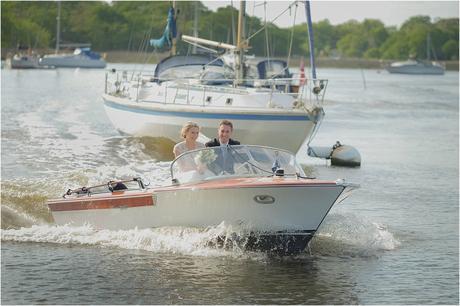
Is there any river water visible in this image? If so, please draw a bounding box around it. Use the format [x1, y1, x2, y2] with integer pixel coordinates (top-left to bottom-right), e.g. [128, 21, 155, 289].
[1, 65, 458, 304]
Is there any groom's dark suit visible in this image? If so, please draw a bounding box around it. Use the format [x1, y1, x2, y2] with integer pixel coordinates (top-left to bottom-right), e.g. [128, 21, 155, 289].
[204, 138, 240, 147]
[205, 138, 241, 174]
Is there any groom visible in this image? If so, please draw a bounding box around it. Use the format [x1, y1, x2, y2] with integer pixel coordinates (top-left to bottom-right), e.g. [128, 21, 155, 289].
[205, 120, 240, 174]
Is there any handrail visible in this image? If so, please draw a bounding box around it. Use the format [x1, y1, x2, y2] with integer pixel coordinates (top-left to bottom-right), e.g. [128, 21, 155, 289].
[105, 69, 328, 109]
[106, 72, 327, 87]
[105, 68, 326, 84]
[62, 177, 147, 198]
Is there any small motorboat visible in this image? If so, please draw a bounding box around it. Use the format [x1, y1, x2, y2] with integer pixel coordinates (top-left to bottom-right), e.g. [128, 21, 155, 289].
[48, 145, 357, 254]
[7, 54, 41, 69]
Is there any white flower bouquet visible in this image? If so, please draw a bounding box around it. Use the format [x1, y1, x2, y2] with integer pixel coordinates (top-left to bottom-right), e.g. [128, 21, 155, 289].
[194, 149, 217, 165]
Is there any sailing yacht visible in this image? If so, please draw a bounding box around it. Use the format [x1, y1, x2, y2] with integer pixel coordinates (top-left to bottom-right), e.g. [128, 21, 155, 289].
[387, 34, 445, 75]
[39, 1, 106, 69]
[40, 47, 106, 69]
[102, 1, 326, 153]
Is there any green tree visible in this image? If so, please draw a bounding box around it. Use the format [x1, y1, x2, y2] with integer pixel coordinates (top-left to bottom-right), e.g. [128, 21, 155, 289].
[1, 1, 458, 61]
[442, 39, 459, 60]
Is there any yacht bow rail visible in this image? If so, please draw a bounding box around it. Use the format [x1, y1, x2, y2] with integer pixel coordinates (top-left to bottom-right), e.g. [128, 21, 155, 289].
[105, 70, 328, 110]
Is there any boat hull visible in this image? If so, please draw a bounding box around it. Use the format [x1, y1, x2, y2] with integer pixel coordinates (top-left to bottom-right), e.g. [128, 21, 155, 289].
[102, 95, 322, 153]
[8, 56, 40, 69]
[48, 178, 348, 254]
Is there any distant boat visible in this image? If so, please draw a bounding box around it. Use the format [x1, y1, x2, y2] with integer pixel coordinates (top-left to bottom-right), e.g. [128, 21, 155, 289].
[386, 34, 445, 75]
[386, 59, 445, 75]
[39, 1, 106, 69]
[39, 47, 106, 68]
[7, 54, 41, 69]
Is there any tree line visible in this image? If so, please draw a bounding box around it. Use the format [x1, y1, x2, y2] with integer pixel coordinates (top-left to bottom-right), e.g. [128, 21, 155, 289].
[1, 1, 458, 61]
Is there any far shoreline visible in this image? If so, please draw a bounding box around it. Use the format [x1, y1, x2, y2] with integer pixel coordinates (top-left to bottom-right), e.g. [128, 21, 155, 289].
[1, 49, 458, 71]
[103, 50, 459, 71]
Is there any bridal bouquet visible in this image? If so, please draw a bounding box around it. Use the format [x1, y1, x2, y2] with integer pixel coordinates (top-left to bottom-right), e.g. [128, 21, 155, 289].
[194, 149, 217, 165]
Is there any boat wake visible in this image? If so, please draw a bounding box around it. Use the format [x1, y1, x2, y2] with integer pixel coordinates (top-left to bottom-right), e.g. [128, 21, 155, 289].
[0, 223, 255, 258]
[1, 213, 399, 258]
[1, 160, 172, 230]
[311, 213, 400, 257]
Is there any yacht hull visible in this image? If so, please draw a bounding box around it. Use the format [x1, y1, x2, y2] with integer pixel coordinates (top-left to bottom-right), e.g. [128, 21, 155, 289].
[102, 95, 322, 153]
[8, 56, 40, 69]
[48, 178, 350, 254]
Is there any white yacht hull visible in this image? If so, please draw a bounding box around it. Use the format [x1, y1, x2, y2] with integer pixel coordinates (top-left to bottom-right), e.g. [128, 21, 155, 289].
[102, 95, 322, 153]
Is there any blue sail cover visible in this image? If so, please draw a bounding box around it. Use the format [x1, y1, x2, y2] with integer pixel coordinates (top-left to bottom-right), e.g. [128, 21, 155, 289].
[150, 7, 177, 50]
[80, 48, 102, 60]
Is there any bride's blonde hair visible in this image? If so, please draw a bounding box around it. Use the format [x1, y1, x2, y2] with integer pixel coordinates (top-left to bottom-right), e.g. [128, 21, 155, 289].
[181, 121, 200, 138]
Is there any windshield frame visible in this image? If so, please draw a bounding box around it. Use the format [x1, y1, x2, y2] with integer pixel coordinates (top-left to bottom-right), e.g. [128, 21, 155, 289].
[169, 145, 303, 184]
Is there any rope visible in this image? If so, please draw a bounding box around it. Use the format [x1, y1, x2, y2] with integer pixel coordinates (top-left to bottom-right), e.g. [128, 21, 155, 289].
[286, 2, 298, 68]
[246, 1, 298, 43]
[264, 1, 270, 60]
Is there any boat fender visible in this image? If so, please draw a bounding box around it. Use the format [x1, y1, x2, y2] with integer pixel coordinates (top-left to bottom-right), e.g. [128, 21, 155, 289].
[331, 144, 361, 167]
[308, 141, 361, 167]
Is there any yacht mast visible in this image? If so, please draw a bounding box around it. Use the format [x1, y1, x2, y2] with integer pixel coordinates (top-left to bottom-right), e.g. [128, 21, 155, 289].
[171, 1, 177, 56]
[235, 0, 246, 85]
[426, 33, 431, 61]
[192, 1, 199, 53]
[304, 0, 316, 80]
[55, 1, 61, 54]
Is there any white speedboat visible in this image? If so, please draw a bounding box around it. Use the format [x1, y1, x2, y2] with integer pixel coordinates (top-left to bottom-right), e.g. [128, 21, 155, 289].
[48, 145, 357, 254]
[386, 59, 445, 75]
[102, 1, 327, 153]
[39, 47, 106, 68]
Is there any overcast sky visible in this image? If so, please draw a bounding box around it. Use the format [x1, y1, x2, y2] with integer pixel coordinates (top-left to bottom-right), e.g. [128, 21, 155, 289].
[203, 1, 459, 28]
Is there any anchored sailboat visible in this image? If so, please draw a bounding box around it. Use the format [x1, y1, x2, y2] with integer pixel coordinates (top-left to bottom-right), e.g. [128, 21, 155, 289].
[386, 33, 445, 75]
[103, 1, 327, 153]
[39, 1, 106, 69]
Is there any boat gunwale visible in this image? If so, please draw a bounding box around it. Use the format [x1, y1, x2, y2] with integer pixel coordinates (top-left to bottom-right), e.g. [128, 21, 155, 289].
[47, 176, 340, 206]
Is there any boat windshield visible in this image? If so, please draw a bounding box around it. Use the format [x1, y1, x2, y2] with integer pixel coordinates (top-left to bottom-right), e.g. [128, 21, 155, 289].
[170, 145, 304, 184]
